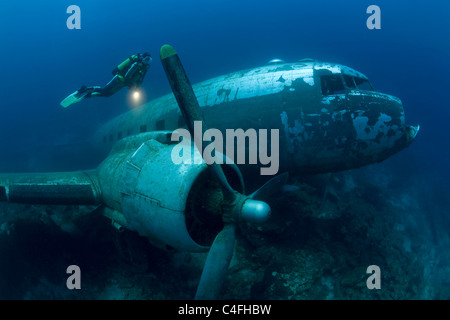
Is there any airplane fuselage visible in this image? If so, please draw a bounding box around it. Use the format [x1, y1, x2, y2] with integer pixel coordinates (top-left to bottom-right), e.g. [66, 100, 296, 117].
[94, 60, 418, 177]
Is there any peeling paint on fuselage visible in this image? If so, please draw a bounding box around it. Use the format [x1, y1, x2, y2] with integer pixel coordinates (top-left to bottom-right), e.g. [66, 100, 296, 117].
[353, 113, 392, 140]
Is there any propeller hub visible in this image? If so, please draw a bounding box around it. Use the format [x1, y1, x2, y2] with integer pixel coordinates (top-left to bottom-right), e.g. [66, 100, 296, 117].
[241, 199, 271, 224]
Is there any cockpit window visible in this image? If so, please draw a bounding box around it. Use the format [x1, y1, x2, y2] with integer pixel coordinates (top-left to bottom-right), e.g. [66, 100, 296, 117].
[320, 75, 346, 95]
[343, 75, 356, 89]
[354, 77, 373, 91]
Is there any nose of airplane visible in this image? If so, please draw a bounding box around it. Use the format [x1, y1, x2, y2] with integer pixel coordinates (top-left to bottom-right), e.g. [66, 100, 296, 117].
[346, 90, 419, 164]
[404, 124, 420, 146]
[388, 95, 420, 151]
[386, 97, 420, 160]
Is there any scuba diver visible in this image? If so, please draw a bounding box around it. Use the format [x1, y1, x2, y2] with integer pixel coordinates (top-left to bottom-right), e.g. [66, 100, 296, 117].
[61, 52, 152, 108]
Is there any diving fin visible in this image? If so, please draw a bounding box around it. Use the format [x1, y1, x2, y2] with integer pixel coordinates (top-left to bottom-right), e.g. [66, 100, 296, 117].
[60, 86, 99, 108]
[60, 89, 87, 108]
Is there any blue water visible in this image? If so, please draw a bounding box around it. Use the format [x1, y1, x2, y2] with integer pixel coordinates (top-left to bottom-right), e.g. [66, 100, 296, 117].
[0, 0, 449, 299]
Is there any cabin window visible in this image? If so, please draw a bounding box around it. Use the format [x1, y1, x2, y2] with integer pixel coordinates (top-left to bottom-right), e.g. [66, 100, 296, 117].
[117, 131, 123, 140]
[178, 115, 186, 128]
[354, 77, 373, 91]
[140, 125, 147, 133]
[344, 75, 356, 89]
[156, 119, 165, 131]
[0, 186, 7, 201]
[320, 74, 346, 95]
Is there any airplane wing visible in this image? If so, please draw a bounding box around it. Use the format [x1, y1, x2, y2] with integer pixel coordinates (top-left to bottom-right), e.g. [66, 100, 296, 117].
[0, 170, 102, 205]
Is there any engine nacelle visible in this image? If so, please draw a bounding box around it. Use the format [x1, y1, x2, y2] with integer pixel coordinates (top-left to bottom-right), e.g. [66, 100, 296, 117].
[97, 132, 244, 252]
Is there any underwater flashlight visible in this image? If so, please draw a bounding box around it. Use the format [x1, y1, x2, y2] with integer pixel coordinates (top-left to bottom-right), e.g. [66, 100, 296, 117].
[133, 90, 140, 100]
[127, 88, 146, 108]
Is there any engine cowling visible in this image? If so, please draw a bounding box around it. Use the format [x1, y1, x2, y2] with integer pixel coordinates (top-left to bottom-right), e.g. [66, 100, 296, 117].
[97, 132, 244, 252]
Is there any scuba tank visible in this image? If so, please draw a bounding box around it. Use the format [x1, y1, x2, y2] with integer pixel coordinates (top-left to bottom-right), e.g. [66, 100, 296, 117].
[112, 55, 139, 76]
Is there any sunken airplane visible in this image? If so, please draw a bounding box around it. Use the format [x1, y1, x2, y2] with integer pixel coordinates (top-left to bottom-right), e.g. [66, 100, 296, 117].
[0, 45, 419, 299]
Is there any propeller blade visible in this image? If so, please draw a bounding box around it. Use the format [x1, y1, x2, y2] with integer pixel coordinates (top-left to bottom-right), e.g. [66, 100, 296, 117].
[160, 44, 235, 200]
[160, 45, 275, 299]
[195, 224, 236, 300]
[249, 172, 289, 200]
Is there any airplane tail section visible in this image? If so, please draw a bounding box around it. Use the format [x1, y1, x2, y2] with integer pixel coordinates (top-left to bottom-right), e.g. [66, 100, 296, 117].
[0, 170, 102, 205]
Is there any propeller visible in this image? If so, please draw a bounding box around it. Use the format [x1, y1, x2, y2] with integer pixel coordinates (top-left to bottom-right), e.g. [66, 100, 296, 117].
[160, 45, 288, 299]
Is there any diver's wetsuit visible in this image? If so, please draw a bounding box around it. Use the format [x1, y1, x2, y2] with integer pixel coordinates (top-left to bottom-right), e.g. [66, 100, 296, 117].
[80, 53, 151, 98]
